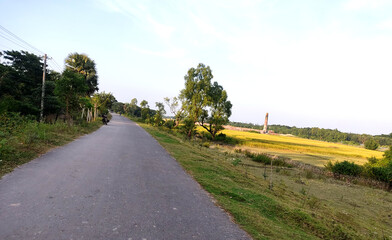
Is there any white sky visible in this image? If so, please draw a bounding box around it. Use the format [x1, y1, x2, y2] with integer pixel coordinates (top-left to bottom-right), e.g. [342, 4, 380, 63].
[0, 0, 391, 135]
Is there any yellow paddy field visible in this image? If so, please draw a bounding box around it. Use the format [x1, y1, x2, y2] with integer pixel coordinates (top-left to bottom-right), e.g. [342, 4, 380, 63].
[220, 129, 384, 167]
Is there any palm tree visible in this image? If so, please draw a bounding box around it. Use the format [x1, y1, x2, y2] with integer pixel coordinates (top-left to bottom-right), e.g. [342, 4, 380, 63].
[65, 53, 98, 96]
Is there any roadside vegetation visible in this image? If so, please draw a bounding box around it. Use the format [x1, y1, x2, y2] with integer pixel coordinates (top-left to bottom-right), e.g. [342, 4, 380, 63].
[0, 50, 115, 177]
[0, 113, 101, 177]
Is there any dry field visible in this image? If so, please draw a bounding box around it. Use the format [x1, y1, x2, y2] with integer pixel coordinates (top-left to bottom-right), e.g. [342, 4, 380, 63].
[220, 128, 384, 167]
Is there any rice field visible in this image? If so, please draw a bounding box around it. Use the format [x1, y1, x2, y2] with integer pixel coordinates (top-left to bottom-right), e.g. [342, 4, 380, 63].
[220, 129, 384, 167]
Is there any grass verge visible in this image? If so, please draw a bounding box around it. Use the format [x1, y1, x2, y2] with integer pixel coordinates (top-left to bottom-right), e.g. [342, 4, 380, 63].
[140, 123, 392, 240]
[0, 119, 102, 178]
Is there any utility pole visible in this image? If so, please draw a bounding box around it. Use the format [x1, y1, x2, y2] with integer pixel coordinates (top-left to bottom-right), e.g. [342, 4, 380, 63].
[40, 54, 47, 122]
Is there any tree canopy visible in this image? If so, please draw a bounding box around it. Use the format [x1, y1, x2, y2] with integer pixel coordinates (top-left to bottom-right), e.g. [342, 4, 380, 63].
[180, 63, 232, 138]
[65, 53, 98, 96]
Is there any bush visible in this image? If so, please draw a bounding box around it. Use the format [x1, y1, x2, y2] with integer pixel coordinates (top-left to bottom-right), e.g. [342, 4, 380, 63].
[364, 138, 379, 150]
[164, 120, 175, 129]
[330, 161, 362, 176]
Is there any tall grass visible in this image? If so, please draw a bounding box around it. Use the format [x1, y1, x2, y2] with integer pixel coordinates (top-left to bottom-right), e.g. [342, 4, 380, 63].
[0, 113, 101, 177]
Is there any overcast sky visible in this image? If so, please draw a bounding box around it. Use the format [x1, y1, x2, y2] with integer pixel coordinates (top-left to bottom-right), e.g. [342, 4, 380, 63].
[1, 0, 391, 135]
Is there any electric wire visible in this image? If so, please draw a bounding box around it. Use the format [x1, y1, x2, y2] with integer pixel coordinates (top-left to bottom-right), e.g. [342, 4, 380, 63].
[0, 32, 34, 53]
[0, 25, 64, 72]
[0, 24, 45, 55]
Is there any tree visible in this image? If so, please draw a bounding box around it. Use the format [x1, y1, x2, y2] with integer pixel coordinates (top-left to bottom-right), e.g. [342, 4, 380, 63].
[140, 100, 150, 121]
[92, 92, 116, 117]
[153, 102, 166, 126]
[65, 53, 98, 96]
[200, 82, 232, 139]
[0, 50, 60, 118]
[112, 102, 124, 114]
[384, 146, 392, 161]
[364, 138, 379, 150]
[180, 63, 213, 137]
[164, 97, 183, 127]
[180, 63, 232, 138]
[129, 98, 138, 116]
[54, 69, 88, 121]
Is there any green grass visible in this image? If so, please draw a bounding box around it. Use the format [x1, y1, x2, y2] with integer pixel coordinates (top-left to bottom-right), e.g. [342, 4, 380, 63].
[0, 120, 102, 177]
[140, 123, 392, 240]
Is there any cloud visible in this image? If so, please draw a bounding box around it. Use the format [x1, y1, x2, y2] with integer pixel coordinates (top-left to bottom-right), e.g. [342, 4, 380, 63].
[96, 0, 175, 40]
[124, 44, 186, 59]
[377, 19, 392, 30]
[343, 0, 389, 10]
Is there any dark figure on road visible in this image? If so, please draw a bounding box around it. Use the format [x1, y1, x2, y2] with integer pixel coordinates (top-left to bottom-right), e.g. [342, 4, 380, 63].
[102, 114, 109, 125]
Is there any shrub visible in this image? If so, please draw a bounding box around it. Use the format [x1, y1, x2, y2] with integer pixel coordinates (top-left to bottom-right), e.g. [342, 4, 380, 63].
[252, 153, 272, 164]
[202, 142, 210, 148]
[164, 120, 175, 129]
[364, 138, 379, 150]
[330, 161, 362, 176]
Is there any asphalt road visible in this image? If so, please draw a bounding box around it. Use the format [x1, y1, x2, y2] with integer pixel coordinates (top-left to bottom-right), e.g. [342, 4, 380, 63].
[0, 114, 250, 240]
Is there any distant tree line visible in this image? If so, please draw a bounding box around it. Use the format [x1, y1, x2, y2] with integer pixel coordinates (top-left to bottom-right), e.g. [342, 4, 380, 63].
[229, 122, 392, 149]
[0, 50, 115, 123]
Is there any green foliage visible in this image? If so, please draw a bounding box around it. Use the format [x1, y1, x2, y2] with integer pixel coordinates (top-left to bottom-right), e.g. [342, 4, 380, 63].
[65, 53, 98, 96]
[111, 102, 124, 114]
[54, 69, 88, 119]
[0, 112, 102, 177]
[362, 147, 392, 188]
[243, 150, 291, 167]
[364, 138, 379, 150]
[152, 102, 166, 126]
[329, 161, 363, 176]
[164, 97, 182, 127]
[92, 92, 116, 115]
[199, 82, 232, 139]
[383, 146, 392, 160]
[179, 63, 232, 138]
[164, 119, 175, 129]
[231, 158, 242, 166]
[140, 100, 150, 121]
[0, 50, 60, 118]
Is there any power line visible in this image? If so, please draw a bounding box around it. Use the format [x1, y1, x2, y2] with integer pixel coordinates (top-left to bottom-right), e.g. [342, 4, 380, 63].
[0, 24, 45, 55]
[0, 25, 64, 73]
[50, 58, 63, 71]
[0, 32, 34, 53]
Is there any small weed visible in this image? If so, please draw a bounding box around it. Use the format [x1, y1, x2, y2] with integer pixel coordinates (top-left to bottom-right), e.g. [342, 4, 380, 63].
[231, 158, 242, 166]
[307, 195, 321, 209]
[305, 170, 314, 179]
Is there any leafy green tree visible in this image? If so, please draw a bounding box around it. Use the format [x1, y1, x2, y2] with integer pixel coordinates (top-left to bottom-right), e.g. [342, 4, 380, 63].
[180, 63, 232, 138]
[112, 102, 124, 114]
[65, 53, 98, 96]
[54, 69, 88, 121]
[129, 98, 138, 116]
[164, 97, 183, 127]
[153, 102, 166, 126]
[364, 138, 379, 150]
[384, 146, 392, 161]
[180, 63, 213, 137]
[200, 82, 232, 139]
[92, 92, 116, 115]
[0, 50, 60, 117]
[140, 100, 150, 121]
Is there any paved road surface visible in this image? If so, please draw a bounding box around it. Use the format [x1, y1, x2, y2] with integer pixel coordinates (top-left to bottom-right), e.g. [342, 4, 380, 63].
[0, 114, 250, 240]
